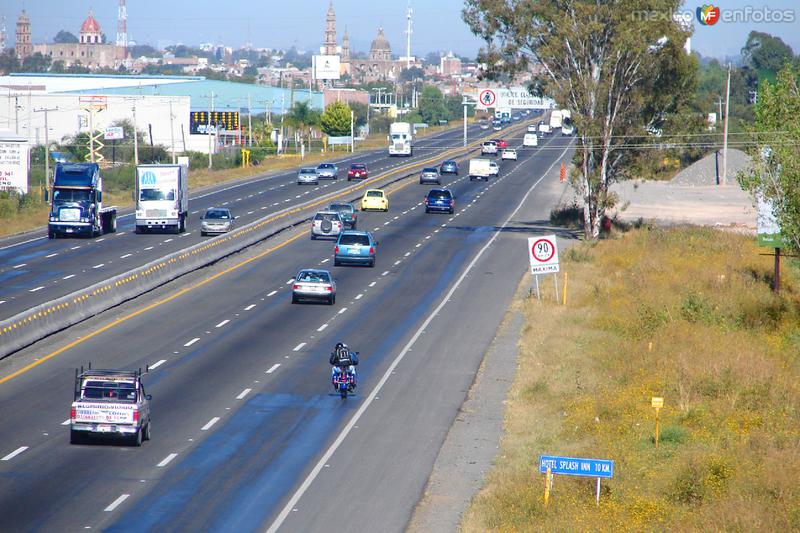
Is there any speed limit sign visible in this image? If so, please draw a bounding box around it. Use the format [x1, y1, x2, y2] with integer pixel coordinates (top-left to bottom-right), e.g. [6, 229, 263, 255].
[528, 235, 560, 274]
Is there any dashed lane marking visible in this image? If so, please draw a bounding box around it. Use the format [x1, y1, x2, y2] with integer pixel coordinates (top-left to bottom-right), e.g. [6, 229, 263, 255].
[266, 364, 281, 374]
[201, 417, 220, 431]
[184, 338, 200, 347]
[149, 359, 167, 370]
[104, 494, 130, 512]
[157, 453, 178, 467]
[1, 446, 28, 461]
[236, 388, 252, 400]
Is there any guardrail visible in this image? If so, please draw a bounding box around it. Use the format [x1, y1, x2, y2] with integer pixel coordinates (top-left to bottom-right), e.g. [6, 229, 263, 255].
[0, 120, 536, 360]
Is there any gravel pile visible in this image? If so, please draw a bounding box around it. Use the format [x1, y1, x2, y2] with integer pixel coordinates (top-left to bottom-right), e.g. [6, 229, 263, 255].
[670, 148, 752, 187]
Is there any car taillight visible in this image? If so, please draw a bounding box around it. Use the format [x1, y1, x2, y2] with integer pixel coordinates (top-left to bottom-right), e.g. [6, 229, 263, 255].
[449, 199, 454, 205]
[335, 245, 340, 253]
[70, 407, 76, 420]
[133, 409, 139, 422]
[293, 284, 300, 290]
[424, 198, 429, 205]
[369, 247, 374, 254]
[326, 286, 333, 292]
[352, 214, 357, 220]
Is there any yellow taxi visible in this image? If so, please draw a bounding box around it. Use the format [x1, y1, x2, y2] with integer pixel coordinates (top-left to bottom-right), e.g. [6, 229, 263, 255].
[360, 189, 389, 212]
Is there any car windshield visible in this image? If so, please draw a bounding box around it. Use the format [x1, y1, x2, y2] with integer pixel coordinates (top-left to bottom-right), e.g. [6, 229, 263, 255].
[205, 209, 230, 219]
[339, 234, 371, 246]
[314, 212, 340, 221]
[366, 191, 383, 198]
[140, 188, 175, 201]
[423, 168, 438, 173]
[330, 204, 353, 213]
[351, 165, 366, 170]
[429, 191, 452, 200]
[82, 380, 137, 402]
[318, 164, 334, 169]
[52, 189, 90, 203]
[300, 169, 316, 175]
[297, 271, 330, 283]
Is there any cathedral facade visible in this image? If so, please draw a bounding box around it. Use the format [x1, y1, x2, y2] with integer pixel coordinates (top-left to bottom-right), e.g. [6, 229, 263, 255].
[30, 11, 120, 69]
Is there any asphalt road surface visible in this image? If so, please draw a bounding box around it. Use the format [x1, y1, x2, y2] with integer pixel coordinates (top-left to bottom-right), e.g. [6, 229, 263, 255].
[0, 120, 502, 321]
[0, 125, 572, 532]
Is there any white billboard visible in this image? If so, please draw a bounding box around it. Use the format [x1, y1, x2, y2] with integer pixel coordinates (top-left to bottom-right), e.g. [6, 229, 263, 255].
[0, 137, 30, 194]
[313, 55, 341, 81]
[475, 87, 556, 110]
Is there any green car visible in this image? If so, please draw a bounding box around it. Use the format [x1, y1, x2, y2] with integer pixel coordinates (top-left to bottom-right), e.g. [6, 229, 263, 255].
[328, 202, 357, 229]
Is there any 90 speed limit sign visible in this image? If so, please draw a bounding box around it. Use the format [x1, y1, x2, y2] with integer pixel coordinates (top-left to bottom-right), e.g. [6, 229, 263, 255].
[528, 235, 560, 274]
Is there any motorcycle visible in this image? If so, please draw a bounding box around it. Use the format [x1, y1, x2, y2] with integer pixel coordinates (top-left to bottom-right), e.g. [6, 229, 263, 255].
[332, 365, 356, 399]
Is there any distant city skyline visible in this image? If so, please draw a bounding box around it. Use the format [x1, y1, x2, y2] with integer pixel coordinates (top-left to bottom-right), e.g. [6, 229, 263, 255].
[1, 0, 799, 61]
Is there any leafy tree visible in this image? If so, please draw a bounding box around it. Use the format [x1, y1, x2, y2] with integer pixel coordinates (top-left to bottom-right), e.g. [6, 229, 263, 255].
[445, 95, 474, 121]
[742, 31, 795, 76]
[285, 100, 320, 147]
[399, 66, 424, 82]
[349, 102, 368, 128]
[129, 44, 160, 58]
[424, 51, 442, 66]
[22, 52, 51, 73]
[0, 49, 19, 74]
[53, 30, 79, 44]
[738, 66, 800, 252]
[418, 86, 448, 124]
[464, 0, 696, 238]
[320, 101, 353, 137]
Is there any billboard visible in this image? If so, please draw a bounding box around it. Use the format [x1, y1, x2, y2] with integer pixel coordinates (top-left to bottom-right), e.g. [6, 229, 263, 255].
[313, 55, 341, 81]
[0, 138, 30, 194]
[189, 111, 240, 135]
[475, 87, 556, 110]
[104, 126, 125, 140]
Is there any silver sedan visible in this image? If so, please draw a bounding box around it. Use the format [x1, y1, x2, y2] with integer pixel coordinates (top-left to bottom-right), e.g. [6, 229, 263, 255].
[297, 167, 319, 185]
[292, 269, 336, 305]
[200, 207, 235, 236]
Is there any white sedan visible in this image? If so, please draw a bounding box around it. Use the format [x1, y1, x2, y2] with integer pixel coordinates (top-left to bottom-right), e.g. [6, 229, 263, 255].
[501, 149, 518, 161]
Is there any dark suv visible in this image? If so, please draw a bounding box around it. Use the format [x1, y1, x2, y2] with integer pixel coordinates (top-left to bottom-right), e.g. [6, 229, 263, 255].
[424, 188, 455, 214]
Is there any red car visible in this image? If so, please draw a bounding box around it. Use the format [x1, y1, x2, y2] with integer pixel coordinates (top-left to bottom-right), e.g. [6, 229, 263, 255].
[348, 164, 369, 181]
[494, 138, 508, 149]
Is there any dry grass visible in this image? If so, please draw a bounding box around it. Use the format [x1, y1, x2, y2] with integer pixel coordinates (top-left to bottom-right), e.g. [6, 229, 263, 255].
[462, 227, 800, 532]
[0, 123, 462, 239]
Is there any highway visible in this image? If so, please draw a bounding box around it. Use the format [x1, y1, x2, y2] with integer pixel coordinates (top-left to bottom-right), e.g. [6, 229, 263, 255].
[0, 120, 499, 322]
[0, 120, 573, 532]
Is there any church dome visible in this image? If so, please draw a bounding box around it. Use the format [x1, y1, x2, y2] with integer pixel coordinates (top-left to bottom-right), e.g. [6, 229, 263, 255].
[369, 27, 391, 61]
[80, 12, 102, 34]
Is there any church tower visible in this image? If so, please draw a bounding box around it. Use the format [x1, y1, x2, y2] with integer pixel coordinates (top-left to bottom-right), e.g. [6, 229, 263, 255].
[323, 1, 337, 56]
[15, 10, 32, 61]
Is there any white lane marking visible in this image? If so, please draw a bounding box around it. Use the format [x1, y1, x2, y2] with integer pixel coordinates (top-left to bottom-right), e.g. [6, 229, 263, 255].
[415, 243, 421, 248]
[104, 494, 130, 512]
[369, 281, 376, 287]
[383, 221, 390, 225]
[62, 274, 75, 280]
[286, 278, 295, 285]
[338, 307, 348, 314]
[373, 227, 380, 231]
[320, 258, 330, 263]
[149, 359, 167, 370]
[92, 263, 105, 269]
[261, 206, 268, 210]
[12, 263, 26, 269]
[144, 246, 154, 251]
[267, 290, 278, 297]
[355, 293, 363, 300]
[164, 239, 173, 243]
[266, 363, 281, 374]
[157, 453, 178, 467]
[245, 304, 256, 311]
[393, 216, 399, 220]
[236, 388, 252, 400]
[317, 324, 328, 332]
[96, 238, 105, 242]
[293, 342, 306, 351]
[394, 260, 402, 266]
[61, 419, 70, 426]
[117, 231, 126, 236]
[404, 252, 411, 257]
[247, 211, 254, 215]
[191, 210, 200, 214]
[382, 271, 389, 276]
[215, 319, 230, 328]
[120, 253, 133, 259]
[426, 235, 431, 239]
[201, 417, 220, 431]
[184, 338, 200, 347]
[46, 253, 58, 258]
[1, 446, 28, 461]
[71, 246, 80, 250]
[29, 286, 45, 292]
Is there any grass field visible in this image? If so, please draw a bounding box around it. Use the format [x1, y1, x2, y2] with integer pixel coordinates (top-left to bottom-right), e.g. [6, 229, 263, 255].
[462, 227, 800, 532]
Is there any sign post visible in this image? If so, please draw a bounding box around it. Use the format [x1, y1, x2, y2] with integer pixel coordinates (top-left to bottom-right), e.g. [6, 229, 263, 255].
[539, 455, 614, 506]
[652, 397, 664, 448]
[528, 235, 560, 301]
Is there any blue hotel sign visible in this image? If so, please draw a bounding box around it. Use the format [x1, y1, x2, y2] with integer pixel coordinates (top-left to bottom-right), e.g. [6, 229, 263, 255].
[539, 455, 614, 478]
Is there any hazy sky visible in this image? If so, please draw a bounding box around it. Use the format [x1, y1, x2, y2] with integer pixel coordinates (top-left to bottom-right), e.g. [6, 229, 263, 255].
[2, 0, 799, 60]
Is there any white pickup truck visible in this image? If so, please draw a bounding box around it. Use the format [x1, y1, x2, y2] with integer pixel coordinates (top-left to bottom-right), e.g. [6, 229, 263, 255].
[70, 367, 152, 446]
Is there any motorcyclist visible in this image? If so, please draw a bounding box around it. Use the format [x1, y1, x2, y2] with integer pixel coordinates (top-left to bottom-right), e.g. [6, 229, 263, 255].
[330, 342, 358, 391]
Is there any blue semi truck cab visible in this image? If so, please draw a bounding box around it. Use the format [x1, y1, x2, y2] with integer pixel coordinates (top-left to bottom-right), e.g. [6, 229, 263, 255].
[48, 163, 117, 239]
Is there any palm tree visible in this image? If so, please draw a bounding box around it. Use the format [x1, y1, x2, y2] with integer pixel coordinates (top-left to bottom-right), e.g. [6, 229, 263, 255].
[285, 100, 320, 153]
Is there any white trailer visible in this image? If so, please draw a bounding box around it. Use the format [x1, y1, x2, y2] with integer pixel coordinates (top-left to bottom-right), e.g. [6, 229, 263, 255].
[135, 164, 189, 234]
[469, 158, 492, 181]
[549, 110, 563, 130]
[388, 122, 413, 156]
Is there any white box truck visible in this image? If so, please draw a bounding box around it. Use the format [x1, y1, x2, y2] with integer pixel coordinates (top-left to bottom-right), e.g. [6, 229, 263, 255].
[549, 109, 564, 130]
[388, 122, 413, 156]
[135, 164, 189, 234]
[469, 158, 492, 181]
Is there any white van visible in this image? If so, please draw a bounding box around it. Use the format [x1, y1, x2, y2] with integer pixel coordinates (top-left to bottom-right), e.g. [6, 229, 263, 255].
[523, 133, 539, 147]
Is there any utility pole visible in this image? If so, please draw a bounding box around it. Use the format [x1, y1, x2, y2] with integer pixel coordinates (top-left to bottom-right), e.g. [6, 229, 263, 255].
[350, 109, 354, 153]
[132, 101, 139, 165]
[722, 63, 731, 186]
[279, 93, 285, 154]
[33, 106, 58, 187]
[207, 91, 215, 169]
[169, 100, 176, 164]
[14, 96, 20, 135]
[247, 94, 253, 147]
